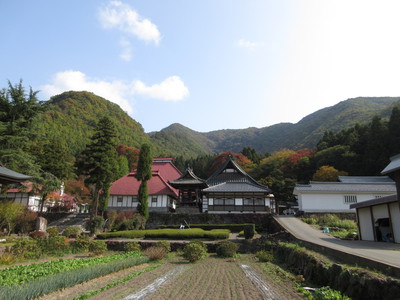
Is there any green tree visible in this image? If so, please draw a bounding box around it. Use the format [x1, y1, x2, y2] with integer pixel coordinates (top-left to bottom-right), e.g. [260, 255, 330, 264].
[136, 143, 152, 220]
[0, 80, 43, 150]
[388, 106, 400, 156]
[78, 116, 119, 216]
[312, 165, 348, 182]
[0, 201, 25, 235]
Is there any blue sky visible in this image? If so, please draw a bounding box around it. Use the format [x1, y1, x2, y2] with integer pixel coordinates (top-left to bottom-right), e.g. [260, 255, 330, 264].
[2, 1, 400, 133]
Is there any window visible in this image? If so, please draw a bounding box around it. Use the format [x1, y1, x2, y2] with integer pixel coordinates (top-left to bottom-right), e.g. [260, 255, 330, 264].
[132, 196, 138, 203]
[152, 196, 158, 203]
[344, 195, 357, 203]
[214, 199, 224, 205]
[254, 198, 264, 206]
[117, 197, 123, 203]
[374, 195, 383, 199]
[243, 198, 254, 205]
[225, 199, 234, 205]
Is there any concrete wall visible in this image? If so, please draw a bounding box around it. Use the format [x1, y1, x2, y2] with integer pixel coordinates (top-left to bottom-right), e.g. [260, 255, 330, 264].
[358, 207, 374, 241]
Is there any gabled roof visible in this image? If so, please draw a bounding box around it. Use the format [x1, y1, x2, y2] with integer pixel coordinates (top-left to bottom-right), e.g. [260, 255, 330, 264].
[0, 167, 31, 185]
[109, 158, 181, 198]
[205, 156, 270, 193]
[169, 167, 208, 188]
[381, 154, 400, 175]
[203, 182, 270, 193]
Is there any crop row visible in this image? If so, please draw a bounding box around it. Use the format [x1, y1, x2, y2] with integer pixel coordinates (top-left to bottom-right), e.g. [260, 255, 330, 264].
[97, 228, 230, 240]
[0, 254, 149, 300]
[0, 251, 142, 286]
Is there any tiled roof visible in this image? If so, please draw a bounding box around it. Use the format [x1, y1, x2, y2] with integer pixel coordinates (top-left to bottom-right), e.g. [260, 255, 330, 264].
[203, 182, 270, 193]
[338, 176, 394, 183]
[169, 168, 208, 188]
[294, 182, 396, 193]
[0, 167, 31, 184]
[205, 157, 270, 193]
[109, 159, 181, 197]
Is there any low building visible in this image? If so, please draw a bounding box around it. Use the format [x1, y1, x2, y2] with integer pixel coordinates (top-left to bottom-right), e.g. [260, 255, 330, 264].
[350, 154, 400, 244]
[293, 176, 396, 213]
[0, 181, 42, 212]
[201, 157, 275, 213]
[108, 158, 181, 212]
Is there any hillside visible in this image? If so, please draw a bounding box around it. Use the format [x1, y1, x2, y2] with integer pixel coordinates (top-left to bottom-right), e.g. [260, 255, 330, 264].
[151, 97, 400, 155]
[33, 91, 152, 156]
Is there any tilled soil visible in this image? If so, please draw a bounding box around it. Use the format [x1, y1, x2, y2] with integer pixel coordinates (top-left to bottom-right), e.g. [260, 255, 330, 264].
[38, 255, 304, 300]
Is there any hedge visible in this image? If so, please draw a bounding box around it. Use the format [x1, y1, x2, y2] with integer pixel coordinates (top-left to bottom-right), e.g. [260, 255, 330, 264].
[97, 228, 230, 240]
[156, 224, 251, 233]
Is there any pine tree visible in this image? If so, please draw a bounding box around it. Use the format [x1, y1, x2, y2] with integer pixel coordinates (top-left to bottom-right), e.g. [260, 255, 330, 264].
[78, 116, 119, 216]
[136, 143, 152, 219]
[388, 106, 400, 156]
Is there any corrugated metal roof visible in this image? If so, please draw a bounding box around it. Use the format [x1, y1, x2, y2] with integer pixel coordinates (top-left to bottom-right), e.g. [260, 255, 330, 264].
[294, 182, 396, 193]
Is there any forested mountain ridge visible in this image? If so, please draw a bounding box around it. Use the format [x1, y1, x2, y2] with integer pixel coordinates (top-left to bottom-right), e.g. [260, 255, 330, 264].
[152, 97, 400, 155]
[33, 91, 152, 156]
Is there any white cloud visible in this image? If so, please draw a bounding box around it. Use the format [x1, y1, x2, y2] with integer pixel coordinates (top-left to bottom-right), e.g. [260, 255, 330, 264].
[237, 39, 263, 50]
[41, 70, 133, 113]
[133, 76, 189, 101]
[41, 71, 189, 113]
[98, 1, 161, 45]
[119, 37, 133, 61]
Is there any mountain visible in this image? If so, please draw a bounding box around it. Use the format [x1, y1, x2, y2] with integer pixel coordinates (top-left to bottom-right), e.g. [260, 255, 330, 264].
[33, 91, 151, 156]
[151, 97, 400, 156]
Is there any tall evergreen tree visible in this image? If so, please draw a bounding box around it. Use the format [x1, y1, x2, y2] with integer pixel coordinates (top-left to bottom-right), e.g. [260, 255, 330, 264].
[388, 106, 400, 156]
[78, 116, 119, 216]
[136, 143, 152, 219]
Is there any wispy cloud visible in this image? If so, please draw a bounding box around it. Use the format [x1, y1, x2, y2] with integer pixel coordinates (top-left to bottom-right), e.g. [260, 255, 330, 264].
[133, 76, 189, 101]
[98, 1, 161, 45]
[119, 37, 133, 61]
[237, 39, 263, 50]
[41, 71, 189, 113]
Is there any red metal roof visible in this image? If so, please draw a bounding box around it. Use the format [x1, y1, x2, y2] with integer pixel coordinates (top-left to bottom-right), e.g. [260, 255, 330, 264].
[110, 159, 181, 197]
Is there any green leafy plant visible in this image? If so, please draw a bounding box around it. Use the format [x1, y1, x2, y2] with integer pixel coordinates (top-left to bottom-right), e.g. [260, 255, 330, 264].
[46, 227, 59, 237]
[73, 235, 91, 252]
[10, 238, 41, 259]
[255, 250, 274, 262]
[124, 241, 142, 252]
[243, 224, 255, 239]
[313, 286, 350, 300]
[88, 240, 107, 255]
[63, 225, 82, 238]
[216, 241, 239, 258]
[155, 240, 171, 253]
[87, 216, 105, 235]
[183, 241, 208, 262]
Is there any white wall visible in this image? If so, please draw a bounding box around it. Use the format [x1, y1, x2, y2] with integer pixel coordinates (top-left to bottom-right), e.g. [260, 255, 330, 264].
[358, 207, 374, 241]
[389, 202, 400, 243]
[298, 192, 392, 213]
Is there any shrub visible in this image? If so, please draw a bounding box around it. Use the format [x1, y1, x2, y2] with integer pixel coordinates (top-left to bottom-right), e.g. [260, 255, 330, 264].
[11, 238, 41, 259]
[0, 253, 16, 265]
[314, 286, 350, 300]
[41, 236, 71, 256]
[97, 230, 146, 240]
[16, 210, 38, 234]
[243, 224, 255, 239]
[73, 235, 91, 252]
[87, 216, 105, 235]
[63, 225, 82, 238]
[46, 227, 59, 237]
[124, 241, 142, 252]
[183, 241, 208, 262]
[89, 240, 107, 255]
[144, 246, 168, 260]
[155, 240, 171, 253]
[29, 230, 48, 239]
[216, 241, 239, 258]
[255, 250, 274, 262]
